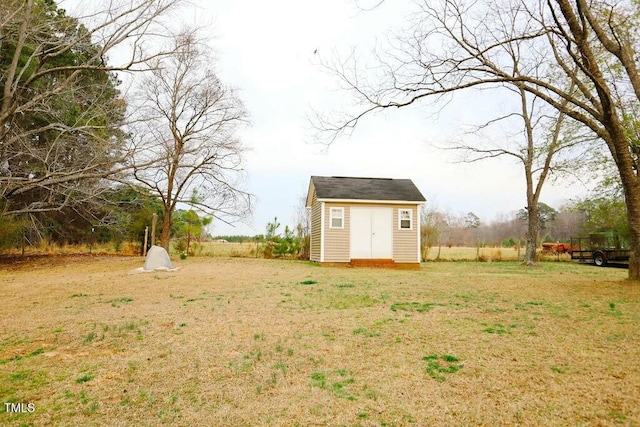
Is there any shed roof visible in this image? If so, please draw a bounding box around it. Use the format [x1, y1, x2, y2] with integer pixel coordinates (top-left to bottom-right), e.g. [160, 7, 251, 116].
[307, 176, 426, 206]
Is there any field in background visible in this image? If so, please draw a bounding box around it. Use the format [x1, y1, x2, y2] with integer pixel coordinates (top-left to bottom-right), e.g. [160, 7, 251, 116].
[424, 245, 572, 262]
[1, 257, 638, 425]
[0, 241, 258, 258]
[191, 241, 257, 258]
[2, 241, 572, 263]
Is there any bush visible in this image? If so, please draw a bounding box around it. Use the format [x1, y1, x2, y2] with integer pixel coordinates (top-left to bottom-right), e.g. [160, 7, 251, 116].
[502, 238, 516, 248]
[174, 239, 187, 253]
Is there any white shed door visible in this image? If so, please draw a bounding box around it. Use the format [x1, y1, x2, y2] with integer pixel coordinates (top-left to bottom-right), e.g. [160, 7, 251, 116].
[350, 207, 393, 259]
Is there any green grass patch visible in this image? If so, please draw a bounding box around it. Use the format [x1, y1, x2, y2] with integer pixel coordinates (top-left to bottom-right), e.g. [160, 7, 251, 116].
[83, 331, 98, 343]
[390, 302, 442, 313]
[334, 283, 355, 288]
[608, 302, 623, 317]
[423, 354, 463, 382]
[481, 323, 519, 334]
[321, 330, 335, 341]
[28, 347, 44, 357]
[310, 371, 326, 388]
[0, 347, 45, 364]
[10, 371, 30, 381]
[310, 369, 356, 400]
[76, 374, 94, 383]
[352, 327, 381, 337]
[70, 293, 89, 298]
[108, 297, 133, 307]
[274, 361, 287, 375]
[80, 320, 148, 345]
[299, 280, 318, 285]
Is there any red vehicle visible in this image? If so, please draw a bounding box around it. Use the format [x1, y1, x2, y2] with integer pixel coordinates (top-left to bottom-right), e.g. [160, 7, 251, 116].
[541, 242, 572, 254]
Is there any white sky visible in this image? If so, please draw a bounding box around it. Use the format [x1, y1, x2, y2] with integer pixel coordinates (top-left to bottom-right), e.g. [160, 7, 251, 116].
[63, 0, 593, 236]
[200, 0, 591, 236]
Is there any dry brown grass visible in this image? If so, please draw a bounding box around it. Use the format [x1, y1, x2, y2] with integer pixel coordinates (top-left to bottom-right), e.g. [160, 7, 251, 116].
[1, 256, 639, 426]
[425, 245, 573, 262]
[4, 242, 568, 263]
[2, 241, 260, 259]
[196, 241, 258, 258]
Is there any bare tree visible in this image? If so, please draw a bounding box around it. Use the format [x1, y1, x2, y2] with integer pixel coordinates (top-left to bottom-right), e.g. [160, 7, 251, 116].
[447, 81, 598, 264]
[1, 0, 181, 218]
[129, 31, 251, 250]
[420, 205, 452, 260]
[314, 0, 640, 279]
[549, 205, 586, 240]
[294, 194, 311, 260]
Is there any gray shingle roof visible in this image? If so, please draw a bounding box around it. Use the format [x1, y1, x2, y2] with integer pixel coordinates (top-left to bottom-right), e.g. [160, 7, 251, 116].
[310, 176, 426, 202]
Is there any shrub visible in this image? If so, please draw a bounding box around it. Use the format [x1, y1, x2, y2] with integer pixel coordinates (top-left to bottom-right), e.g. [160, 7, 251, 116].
[174, 239, 187, 253]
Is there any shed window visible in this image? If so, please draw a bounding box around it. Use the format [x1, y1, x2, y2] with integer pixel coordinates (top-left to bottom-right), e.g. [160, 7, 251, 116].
[330, 207, 344, 229]
[399, 209, 412, 230]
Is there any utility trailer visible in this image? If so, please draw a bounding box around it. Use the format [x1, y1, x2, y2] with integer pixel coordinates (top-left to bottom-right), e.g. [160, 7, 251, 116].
[570, 231, 631, 267]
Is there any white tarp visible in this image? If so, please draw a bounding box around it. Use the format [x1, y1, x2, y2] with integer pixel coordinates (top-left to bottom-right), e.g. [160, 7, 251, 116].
[129, 245, 179, 274]
[144, 245, 174, 270]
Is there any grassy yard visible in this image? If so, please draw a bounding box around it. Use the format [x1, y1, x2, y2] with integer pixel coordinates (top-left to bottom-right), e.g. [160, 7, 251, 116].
[0, 256, 638, 426]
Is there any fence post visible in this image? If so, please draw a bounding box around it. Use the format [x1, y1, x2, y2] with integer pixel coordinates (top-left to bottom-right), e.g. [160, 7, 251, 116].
[143, 226, 149, 257]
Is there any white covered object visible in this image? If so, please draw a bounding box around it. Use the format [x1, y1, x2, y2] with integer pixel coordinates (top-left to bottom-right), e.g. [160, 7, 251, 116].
[144, 245, 175, 270]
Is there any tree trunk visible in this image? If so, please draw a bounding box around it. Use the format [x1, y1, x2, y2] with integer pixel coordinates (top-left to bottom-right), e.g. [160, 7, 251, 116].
[523, 204, 539, 266]
[160, 210, 172, 251]
[625, 181, 640, 280]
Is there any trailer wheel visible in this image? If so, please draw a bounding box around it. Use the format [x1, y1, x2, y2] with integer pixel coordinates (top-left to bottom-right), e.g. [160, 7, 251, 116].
[593, 251, 607, 267]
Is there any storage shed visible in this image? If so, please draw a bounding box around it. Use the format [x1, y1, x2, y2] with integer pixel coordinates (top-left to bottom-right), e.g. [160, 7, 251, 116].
[305, 176, 426, 269]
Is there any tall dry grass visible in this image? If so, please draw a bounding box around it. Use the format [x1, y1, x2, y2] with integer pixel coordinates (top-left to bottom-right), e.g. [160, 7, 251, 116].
[424, 246, 572, 262]
[0, 240, 140, 257]
[2, 241, 572, 263]
[193, 241, 258, 258]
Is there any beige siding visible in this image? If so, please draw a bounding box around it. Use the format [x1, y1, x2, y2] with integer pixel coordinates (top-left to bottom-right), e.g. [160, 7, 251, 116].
[393, 204, 420, 262]
[310, 193, 321, 261]
[323, 203, 350, 262]
[323, 202, 421, 262]
[310, 198, 421, 263]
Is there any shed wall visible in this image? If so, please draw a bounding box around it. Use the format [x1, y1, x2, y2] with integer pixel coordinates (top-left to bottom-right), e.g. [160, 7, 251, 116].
[323, 203, 351, 262]
[321, 202, 421, 263]
[393, 204, 420, 263]
[310, 193, 322, 262]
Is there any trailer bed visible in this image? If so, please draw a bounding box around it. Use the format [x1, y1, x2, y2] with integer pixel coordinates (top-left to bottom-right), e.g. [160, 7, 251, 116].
[570, 235, 630, 266]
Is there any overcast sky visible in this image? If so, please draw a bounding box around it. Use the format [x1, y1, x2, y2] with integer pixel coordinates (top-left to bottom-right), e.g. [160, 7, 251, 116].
[199, 0, 593, 236]
[65, 0, 593, 236]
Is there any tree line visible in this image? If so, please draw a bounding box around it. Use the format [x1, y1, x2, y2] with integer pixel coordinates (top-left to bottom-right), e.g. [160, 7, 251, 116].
[421, 195, 627, 254]
[1, 0, 249, 254]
